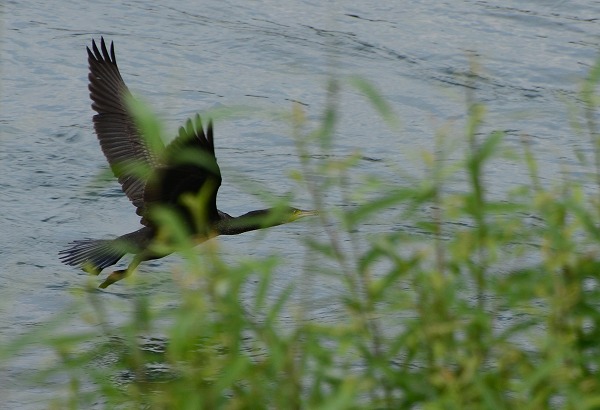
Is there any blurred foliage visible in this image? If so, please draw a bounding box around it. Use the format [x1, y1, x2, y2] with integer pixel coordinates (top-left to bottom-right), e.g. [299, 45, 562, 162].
[5, 55, 600, 409]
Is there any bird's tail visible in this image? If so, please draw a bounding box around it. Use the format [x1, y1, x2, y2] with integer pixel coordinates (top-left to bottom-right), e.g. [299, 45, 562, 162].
[59, 238, 128, 273]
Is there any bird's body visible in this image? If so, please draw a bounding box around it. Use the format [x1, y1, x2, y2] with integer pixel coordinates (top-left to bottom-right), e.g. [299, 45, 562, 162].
[59, 38, 314, 288]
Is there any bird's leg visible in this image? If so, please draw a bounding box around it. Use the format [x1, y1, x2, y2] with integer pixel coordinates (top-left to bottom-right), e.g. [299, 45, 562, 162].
[99, 256, 142, 289]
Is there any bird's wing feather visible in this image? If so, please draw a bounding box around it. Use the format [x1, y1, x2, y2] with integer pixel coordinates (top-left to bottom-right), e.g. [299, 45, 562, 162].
[87, 38, 163, 217]
[145, 115, 222, 224]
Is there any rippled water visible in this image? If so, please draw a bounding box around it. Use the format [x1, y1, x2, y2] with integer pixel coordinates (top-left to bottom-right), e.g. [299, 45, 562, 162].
[1, 0, 599, 407]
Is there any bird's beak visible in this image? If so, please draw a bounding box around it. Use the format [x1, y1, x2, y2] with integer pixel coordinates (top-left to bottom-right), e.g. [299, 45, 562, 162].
[292, 209, 318, 221]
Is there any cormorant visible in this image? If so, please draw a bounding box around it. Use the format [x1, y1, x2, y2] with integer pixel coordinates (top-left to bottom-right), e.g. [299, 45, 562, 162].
[59, 38, 315, 288]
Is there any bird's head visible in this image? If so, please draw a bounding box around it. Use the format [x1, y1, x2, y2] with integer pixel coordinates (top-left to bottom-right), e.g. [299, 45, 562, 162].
[244, 207, 317, 225]
[288, 208, 318, 222]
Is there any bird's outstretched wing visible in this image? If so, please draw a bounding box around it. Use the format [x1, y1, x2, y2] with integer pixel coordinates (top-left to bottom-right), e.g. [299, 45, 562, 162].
[145, 115, 222, 224]
[87, 37, 163, 219]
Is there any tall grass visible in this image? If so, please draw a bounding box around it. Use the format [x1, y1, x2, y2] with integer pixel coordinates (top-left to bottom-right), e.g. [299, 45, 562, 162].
[5, 55, 600, 409]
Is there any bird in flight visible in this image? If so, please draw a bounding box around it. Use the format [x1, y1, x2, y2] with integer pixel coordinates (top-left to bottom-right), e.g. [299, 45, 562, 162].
[59, 38, 315, 288]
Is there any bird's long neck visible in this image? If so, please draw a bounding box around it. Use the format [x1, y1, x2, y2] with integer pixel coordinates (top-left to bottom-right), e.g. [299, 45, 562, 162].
[216, 209, 286, 236]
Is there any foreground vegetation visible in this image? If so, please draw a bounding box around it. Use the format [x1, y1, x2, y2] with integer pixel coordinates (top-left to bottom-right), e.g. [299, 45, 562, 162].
[5, 56, 600, 409]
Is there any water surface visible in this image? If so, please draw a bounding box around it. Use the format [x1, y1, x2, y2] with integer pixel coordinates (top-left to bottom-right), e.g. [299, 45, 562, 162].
[1, 0, 599, 407]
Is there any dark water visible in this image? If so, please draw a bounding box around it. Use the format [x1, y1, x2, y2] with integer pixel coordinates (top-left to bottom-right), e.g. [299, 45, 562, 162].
[1, 0, 599, 407]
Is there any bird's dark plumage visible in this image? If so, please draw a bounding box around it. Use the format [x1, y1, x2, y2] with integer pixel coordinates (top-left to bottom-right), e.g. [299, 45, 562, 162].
[59, 38, 314, 288]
